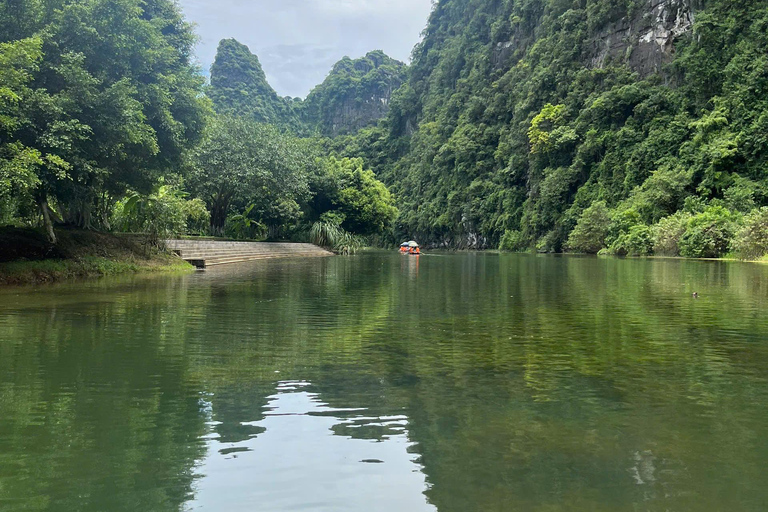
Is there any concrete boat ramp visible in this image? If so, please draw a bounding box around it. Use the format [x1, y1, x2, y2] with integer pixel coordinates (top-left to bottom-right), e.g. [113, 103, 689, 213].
[166, 239, 333, 269]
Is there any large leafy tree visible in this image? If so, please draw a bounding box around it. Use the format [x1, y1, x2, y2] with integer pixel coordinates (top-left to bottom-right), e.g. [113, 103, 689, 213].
[0, 38, 43, 221]
[0, 0, 210, 240]
[310, 157, 398, 236]
[188, 116, 312, 235]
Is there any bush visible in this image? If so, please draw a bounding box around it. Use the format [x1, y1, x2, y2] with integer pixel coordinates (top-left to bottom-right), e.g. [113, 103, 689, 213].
[113, 185, 202, 243]
[723, 176, 760, 214]
[309, 220, 343, 248]
[184, 198, 211, 235]
[536, 231, 558, 253]
[732, 207, 768, 260]
[309, 219, 365, 254]
[499, 229, 526, 252]
[652, 211, 691, 256]
[225, 204, 267, 240]
[678, 206, 738, 258]
[566, 201, 611, 253]
[609, 224, 653, 256]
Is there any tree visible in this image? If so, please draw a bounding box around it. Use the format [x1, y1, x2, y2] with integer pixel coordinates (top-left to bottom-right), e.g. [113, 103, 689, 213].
[678, 205, 738, 258]
[732, 207, 768, 260]
[0, 0, 210, 239]
[311, 157, 398, 237]
[566, 201, 611, 254]
[0, 38, 43, 224]
[113, 184, 209, 243]
[188, 117, 312, 235]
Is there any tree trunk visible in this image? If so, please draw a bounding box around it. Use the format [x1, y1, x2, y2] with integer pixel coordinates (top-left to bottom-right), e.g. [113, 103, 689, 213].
[210, 204, 227, 236]
[209, 192, 231, 237]
[38, 194, 57, 244]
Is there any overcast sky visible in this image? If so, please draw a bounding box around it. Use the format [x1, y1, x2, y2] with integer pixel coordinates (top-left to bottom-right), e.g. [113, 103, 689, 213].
[178, 0, 434, 98]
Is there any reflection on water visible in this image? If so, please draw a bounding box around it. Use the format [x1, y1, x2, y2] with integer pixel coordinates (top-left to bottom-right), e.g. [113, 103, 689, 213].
[189, 381, 432, 512]
[1, 253, 768, 511]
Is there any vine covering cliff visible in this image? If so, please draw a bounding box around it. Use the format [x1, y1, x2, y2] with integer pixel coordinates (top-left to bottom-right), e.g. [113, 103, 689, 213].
[337, 0, 768, 253]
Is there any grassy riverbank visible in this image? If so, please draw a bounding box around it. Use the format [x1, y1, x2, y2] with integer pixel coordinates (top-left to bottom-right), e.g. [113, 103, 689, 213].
[0, 227, 193, 286]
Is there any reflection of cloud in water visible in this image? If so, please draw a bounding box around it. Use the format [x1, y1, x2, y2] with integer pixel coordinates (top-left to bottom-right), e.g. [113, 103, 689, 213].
[187, 381, 435, 512]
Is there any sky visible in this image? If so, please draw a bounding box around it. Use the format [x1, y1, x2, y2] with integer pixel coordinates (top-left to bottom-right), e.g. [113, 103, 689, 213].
[178, 0, 434, 98]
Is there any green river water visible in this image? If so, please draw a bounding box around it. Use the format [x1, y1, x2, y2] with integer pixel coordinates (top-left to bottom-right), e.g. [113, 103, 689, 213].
[1, 252, 767, 511]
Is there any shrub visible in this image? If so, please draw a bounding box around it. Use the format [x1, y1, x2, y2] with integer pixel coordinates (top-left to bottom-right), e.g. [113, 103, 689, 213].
[732, 207, 768, 260]
[566, 201, 611, 253]
[678, 206, 738, 258]
[184, 198, 210, 235]
[309, 220, 343, 248]
[309, 220, 365, 254]
[609, 224, 653, 256]
[536, 231, 558, 253]
[499, 229, 526, 252]
[652, 211, 692, 256]
[113, 185, 201, 243]
[225, 204, 267, 240]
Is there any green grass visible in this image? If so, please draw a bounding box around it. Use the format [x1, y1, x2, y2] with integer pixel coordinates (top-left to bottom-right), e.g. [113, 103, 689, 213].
[0, 256, 193, 286]
[0, 228, 195, 286]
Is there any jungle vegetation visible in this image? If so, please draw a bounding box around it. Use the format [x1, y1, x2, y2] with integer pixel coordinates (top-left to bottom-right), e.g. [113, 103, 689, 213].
[3, 0, 768, 260]
[328, 0, 768, 259]
[0, 0, 398, 250]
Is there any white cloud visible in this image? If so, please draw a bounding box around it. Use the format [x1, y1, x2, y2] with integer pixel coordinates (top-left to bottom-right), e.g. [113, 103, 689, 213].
[180, 0, 433, 98]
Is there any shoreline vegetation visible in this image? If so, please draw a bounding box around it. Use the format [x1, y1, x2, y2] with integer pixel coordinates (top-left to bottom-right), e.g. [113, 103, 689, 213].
[3, 0, 768, 268]
[2, 226, 765, 288]
[0, 228, 193, 286]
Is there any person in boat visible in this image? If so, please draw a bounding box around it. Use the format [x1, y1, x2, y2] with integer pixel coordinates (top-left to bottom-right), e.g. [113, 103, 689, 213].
[400, 242, 409, 253]
[410, 246, 420, 255]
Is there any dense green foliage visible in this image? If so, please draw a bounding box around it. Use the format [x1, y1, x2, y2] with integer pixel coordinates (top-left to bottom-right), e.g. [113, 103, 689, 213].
[308, 157, 398, 236]
[302, 51, 407, 136]
[5, 0, 768, 260]
[187, 116, 313, 237]
[325, 0, 768, 259]
[733, 207, 768, 260]
[0, 0, 210, 241]
[114, 185, 209, 241]
[566, 201, 611, 254]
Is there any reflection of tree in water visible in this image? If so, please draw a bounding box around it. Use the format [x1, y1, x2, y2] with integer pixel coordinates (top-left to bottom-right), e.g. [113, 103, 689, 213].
[185, 254, 768, 511]
[0, 278, 209, 512]
[3, 254, 768, 511]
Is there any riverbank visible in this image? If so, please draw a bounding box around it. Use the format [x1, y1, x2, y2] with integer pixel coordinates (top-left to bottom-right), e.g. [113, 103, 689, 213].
[0, 227, 193, 286]
[491, 249, 768, 264]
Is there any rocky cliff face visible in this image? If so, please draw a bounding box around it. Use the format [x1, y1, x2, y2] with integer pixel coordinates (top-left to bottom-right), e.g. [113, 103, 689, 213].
[209, 39, 302, 130]
[302, 51, 407, 136]
[591, 0, 695, 76]
[491, 0, 696, 76]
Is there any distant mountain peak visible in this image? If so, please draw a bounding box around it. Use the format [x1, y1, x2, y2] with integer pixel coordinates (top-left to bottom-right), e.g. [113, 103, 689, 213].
[208, 38, 406, 136]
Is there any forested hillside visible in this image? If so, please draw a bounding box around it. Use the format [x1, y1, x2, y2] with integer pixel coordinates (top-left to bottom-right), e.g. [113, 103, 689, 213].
[336, 0, 768, 256]
[209, 39, 304, 131]
[302, 50, 406, 136]
[3, 0, 768, 260]
[209, 41, 406, 136]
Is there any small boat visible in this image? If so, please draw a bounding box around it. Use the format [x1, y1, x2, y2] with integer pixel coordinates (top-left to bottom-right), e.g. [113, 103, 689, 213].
[400, 241, 421, 255]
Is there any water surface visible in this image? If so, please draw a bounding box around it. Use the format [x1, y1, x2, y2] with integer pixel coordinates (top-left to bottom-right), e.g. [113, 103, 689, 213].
[1, 252, 767, 511]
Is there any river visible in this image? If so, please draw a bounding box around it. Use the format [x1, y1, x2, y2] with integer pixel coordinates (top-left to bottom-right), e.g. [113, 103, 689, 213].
[1, 252, 767, 511]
